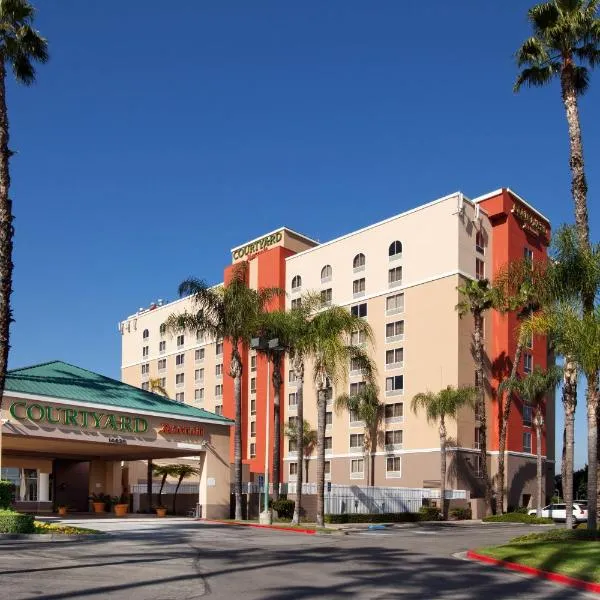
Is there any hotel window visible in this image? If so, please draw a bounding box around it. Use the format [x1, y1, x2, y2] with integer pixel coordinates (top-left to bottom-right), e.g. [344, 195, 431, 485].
[349, 433, 364, 449]
[250, 443, 256, 458]
[289, 370, 297, 383]
[385, 430, 403, 449]
[321, 288, 332, 306]
[141, 363, 150, 375]
[215, 404, 223, 416]
[141, 382, 149, 391]
[142, 346, 149, 358]
[321, 264, 333, 283]
[143, 328, 149, 340]
[288, 392, 297, 407]
[289, 438, 298, 452]
[216, 341, 224, 356]
[291, 275, 302, 292]
[176, 373, 185, 386]
[325, 436, 332, 451]
[159, 340, 166, 353]
[385, 402, 404, 420]
[389, 240, 402, 260]
[177, 334, 185, 348]
[195, 348, 205, 362]
[523, 352, 533, 374]
[386, 375, 404, 395]
[326, 411, 333, 427]
[350, 357, 363, 373]
[324, 385, 333, 401]
[215, 384, 223, 397]
[388, 266, 402, 288]
[291, 298, 302, 309]
[175, 353, 185, 367]
[474, 427, 481, 450]
[159, 377, 166, 389]
[176, 392, 185, 403]
[250, 377, 256, 393]
[195, 388, 204, 401]
[250, 355, 257, 372]
[159, 323, 166, 337]
[524, 331, 533, 350]
[324, 460, 331, 477]
[289, 462, 298, 477]
[352, 278, 366, 297]
[250, 397, 256, 415]
[351, 330, 366, 345]
[158, 358, 166, 371]
[476, 258, 485, 280]
[386, 293, 404, 314]
[350, 459, 364, 478]
[349, 409, 361, 424]
[288, 416, 299, 428]
[523, 404, 533, 427]
[353, 253, 366, 271]
[216, 363, 223, 377]
[523, 431, 532, 454]
[386, 348, 404, 367]
[350, 381, 366, 396]
[196, 330, 204, 343]
[386, 456, 401, 476]
[524, 247, 534, 263]
[250, 421, 256, 437]
[195, 368, 204, 383]
[351, 303, 367, 318]
[476, 230, 485, 254]
[386, 320, 404, 341]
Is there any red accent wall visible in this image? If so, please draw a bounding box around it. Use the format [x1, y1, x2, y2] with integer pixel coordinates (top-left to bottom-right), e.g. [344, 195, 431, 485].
[479, 190, 550, 456]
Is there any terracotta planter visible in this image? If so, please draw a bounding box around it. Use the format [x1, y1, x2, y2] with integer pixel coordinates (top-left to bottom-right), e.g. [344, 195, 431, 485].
[114, 503, 128, 517]
[58, 507, 67, 517]
[92, 502, 105, 514]
[155, 507, 167, 518]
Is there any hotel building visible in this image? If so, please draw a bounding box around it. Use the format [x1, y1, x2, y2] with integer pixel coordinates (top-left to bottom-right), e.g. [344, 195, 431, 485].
[120, 188, 553, 509]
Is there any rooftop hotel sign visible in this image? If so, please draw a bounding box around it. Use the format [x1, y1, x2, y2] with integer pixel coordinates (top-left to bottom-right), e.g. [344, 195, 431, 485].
[9, 401, 149, 434]
[232, 231, 283, 261]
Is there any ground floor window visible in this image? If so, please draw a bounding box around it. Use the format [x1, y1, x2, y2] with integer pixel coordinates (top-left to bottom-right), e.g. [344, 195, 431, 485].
[350, 459, 364, 479]
[0, 468, 41, 501]
[386, 456, 401, 478]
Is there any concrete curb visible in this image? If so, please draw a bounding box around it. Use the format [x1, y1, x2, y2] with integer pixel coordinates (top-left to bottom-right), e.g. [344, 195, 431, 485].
[200, 519, 316, 535]
[0, 533, 107, 541]
[466, 550, 600, 594]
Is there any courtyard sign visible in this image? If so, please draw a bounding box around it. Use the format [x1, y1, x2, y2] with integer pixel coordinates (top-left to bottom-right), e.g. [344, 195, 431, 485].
[9, 401, 149, 434]
[232, 231, 283, 260]
[512, 204, 548, 237]
[159, 422, 204, 436]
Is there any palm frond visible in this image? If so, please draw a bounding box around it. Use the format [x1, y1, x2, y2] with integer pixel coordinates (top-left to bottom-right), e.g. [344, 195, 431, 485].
[572, 64, 591, 93]
[514, 65, 559, 92]
[516, 36, 550, 66]
[529, 2, 561, 35]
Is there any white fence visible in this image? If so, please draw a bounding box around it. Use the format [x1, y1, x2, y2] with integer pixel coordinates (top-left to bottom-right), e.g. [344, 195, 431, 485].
[130, 484, 198, 494]
[233, 482, 468, 515]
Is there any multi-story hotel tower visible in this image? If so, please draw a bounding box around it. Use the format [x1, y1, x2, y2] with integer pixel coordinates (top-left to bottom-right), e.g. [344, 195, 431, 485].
[121, 188, 553, 509]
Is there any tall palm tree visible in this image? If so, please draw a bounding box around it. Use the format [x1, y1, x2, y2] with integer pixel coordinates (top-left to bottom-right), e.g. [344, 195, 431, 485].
[165, 263, 282, 520]
[515, 0, 599, 253]
[411, 386, 477, 519]
[171, 464, 200, 515]
[284, 419, 317, 484]
[336, 383, 383, 487]
[499, 367, 562, 517]
[152, 464, 178, 509]
[456, 278, 496, 514]
[0, 1, 47, 422]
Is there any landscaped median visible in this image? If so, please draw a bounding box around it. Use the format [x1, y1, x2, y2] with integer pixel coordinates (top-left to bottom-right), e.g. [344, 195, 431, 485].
[482, 512, 554, 524]
[0, 510, 102, 538]
[469, 528, 600, 593]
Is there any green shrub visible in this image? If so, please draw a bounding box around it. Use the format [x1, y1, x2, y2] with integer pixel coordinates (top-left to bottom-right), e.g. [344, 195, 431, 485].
[271, 499, 295, 519]
[450, 507, 472, 520]
[482, 512, 553, 524]
[419, 506, 442, 521]
[0, 510, 35, 534]
[510, 528, 600, 543]
[0, 480, 14, 509]
[324, 512, 421, 524]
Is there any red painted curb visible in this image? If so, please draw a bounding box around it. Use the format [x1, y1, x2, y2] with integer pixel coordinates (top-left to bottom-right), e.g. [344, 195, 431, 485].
[466, 550, 600, 594]
[200, 519, 316, 535]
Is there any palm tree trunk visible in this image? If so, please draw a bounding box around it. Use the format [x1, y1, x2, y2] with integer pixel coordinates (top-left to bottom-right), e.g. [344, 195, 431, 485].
[304, 453, 309, 484]
[497, 340, 524, 514]
[0, 62, 14, 425]
[231, 351, 243, 521]
[271, 353, 282, 502]
[563, 357, 577, 529]
[370, 446, 375, 488]
[291, 361, 304, 525]
[535, 408, 543, 518]
[158, 473, 167, 507]
[586, 373, 599, 530]
[474, 312, 492, 514]
[439, 416, 447, 520]
[146, 460, 153, 513]
[316, 388, 327, 527]
[173, 475, 183, 515]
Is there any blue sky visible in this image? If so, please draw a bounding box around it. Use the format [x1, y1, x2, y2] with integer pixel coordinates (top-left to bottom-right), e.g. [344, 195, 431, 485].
[7, 1, 599, 469]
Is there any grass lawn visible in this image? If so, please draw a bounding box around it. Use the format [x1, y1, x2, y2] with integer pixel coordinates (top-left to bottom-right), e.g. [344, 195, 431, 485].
[477, 541, 600, 583]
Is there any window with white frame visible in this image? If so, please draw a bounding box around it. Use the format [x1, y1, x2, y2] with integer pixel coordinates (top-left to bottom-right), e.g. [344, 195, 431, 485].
[324, 460, 331, 477]
[160, 323, 166, 337]
[350, 459, 364, 478]
[195, 388, 204, 401]
[215, 384, 223, 397]
[386, 293, 404, 314]
[289, 370, 297, 383]
[353, 253, 366, 270]
[385, 402, 403, 420]
[350, 357, 363, 373]
[524, 247, 534, 263]
[175, 353, 185, 367]
[525, 331, 533, 350]
[523, 352, 533, 374]
[216, 341, 224, 355]
[141, 382, 149, 391]
[474, 427, 481, 450]
[386, 320, 404, 341]
[195, 368, 204, 383]
[476, 258, 485, 280]
[141, 363, 150, 375]
[216, 363, 223, 377]
[159, 340, 166, 353]
[386, 347, 404, 367]
[325, 436, 332, 450]
[386, 456, 401, 476]
[320, 288, 332, 306]
[349, 433, 364, 449]
[250, 397, 256, 415]
[324, 386, 333, 401]
[250, 442, 256, 457]
[385, 430, 403, 449]
[523, 431, 532, 453]
[196, 330, 204, 343]
[291, 275, 302, 292]
[523, 404, 533, 427]
[388, 266, 402, 287]
[175, 373, 185, 386]
[386, 375, 404, 395]
[177, 334, 185, 348]
[176, 392, 185, 403]
[289, 462, 298, 477]
[288, 416, 299, 428]
[352, 278, 365, 297]
[350, 381, 366, 396]
[288, 392, 297, 407]
[351, 303, 367, 318]
[159, 377, 166, 389]
[250, 421, 256, 437]
[142, 346, 149, 358]
[321, 264, 332, 282]
[389, 240, 402, 259]
[291, 298, 302, 309]
[351, 330, 366, 345]
[250, 355, 257, 371]
[349, 409, 362, 424]
[289, 438, 298, 452]
[476, 230, 485, 254]
[143, 329, 149, 340]
[215, 404, 223, 416]
[326, 411, 333, 427]
[250, 377, 256, 393]
[195, 348, 205, 362]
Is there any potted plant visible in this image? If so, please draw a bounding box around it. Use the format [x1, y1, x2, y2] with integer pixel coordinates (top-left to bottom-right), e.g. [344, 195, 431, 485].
[90, 492, 108, 513]
[113, 494, 129, 517]
[154, 505, 167, 518]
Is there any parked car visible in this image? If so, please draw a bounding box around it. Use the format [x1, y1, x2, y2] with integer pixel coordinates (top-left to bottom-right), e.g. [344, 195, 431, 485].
[528, 503, 588, 523]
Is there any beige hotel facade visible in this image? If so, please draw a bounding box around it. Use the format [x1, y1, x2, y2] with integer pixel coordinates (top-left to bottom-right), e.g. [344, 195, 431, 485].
[121, 188, 553, 509]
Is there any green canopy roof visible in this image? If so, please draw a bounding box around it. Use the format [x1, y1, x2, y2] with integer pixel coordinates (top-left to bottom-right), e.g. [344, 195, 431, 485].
[5, 360, 232, 425]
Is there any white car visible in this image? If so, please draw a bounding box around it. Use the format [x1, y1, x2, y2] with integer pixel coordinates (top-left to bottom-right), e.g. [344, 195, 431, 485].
[528, 503, 588, 523]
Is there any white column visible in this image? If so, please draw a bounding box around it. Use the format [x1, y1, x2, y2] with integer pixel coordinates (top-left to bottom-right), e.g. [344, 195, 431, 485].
[38, 472, 50, 502]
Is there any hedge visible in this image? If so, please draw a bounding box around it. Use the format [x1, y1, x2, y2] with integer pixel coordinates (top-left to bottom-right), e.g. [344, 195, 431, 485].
[271, 499, 295, 520]
[419, 506, 442, 521]
[482, 512, 554, 524]
[324, 512, 421, 524]
[0, 480, 13, 509]
[450, 507, 472, 520]
[0, 510, 35, 534]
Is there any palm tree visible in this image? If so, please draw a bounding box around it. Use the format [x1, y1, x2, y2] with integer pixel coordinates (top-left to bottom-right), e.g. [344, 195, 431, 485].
[284, 419, 317, 484]
[515, 0, 599, 253]
[336, 383, 383, 487]
[499, 367, 562, 517]
[149, 377, 169, 397]
[456, 278, 496, 514]
[171, 464, 200, 515]
[0, 1, 47, 424]
[165, 262, 282, 520]
[152, 464, 177, 509]
[411, 386, 477, 519]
